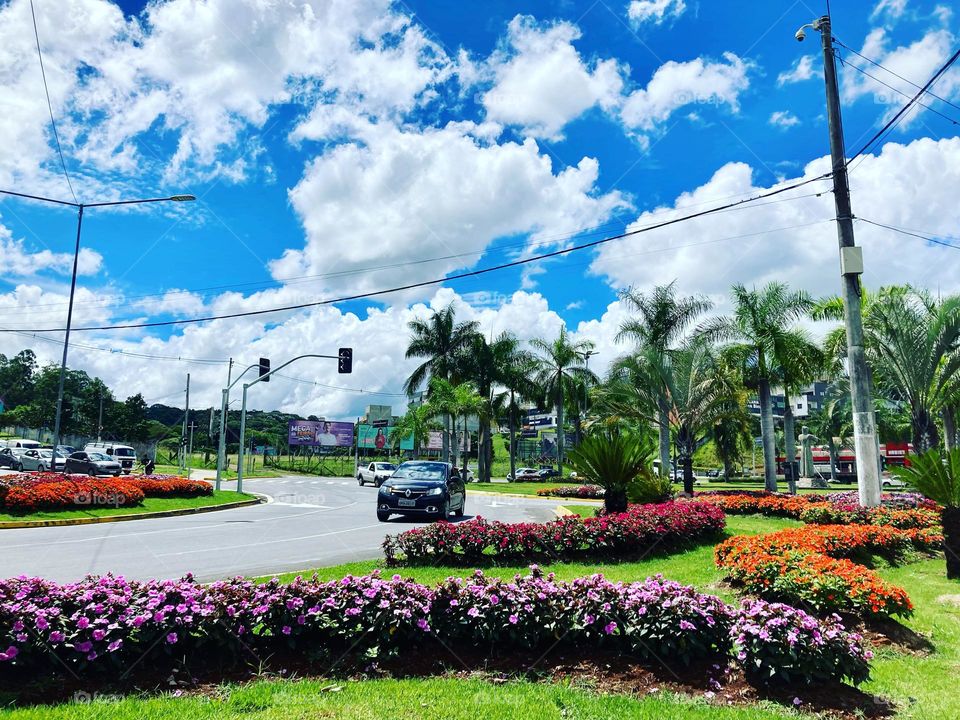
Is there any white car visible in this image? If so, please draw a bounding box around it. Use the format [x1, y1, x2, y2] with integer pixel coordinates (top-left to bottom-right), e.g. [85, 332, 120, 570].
[358, 462, 398, 487]
[20, 449, 66, 472]
[506, 467, 539, 482]
[881, 472, 908, 490]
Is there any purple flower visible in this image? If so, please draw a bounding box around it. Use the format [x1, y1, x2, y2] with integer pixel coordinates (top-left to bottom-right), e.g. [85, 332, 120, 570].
[508, 614, 518, 625]
[604, 622, 618, 635]
[166, 632, 178, 645]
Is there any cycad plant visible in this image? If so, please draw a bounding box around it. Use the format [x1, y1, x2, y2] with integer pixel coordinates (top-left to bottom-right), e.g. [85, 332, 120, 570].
[892, 448, 960, 579]
[565, 431, 659, 513]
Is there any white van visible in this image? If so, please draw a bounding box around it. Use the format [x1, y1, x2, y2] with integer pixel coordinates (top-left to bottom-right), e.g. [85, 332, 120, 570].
[0, 438, 42, 450]
[83, 442, 137, 474]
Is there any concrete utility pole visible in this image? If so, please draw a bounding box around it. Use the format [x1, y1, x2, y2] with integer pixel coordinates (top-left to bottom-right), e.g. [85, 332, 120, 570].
[97, 393, 103, 442]
[798, 15, 881, 506]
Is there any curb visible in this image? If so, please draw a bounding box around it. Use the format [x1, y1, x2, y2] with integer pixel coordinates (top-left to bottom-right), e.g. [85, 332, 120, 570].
[0, 495, 265, 529]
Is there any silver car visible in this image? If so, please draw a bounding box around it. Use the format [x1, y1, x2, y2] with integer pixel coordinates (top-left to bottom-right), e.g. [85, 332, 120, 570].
[20, 449, 66, 472]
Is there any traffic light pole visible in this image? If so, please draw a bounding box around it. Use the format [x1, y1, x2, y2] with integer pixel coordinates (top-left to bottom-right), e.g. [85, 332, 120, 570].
[235, 353, 341, 494]
[216, 363, 260, 491]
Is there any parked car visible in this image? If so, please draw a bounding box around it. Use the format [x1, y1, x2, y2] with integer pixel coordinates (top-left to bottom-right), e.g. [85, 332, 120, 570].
[20, 449, 66, 472]
[506, 467, 539, 482]
[376, 461, 466, 522]
[65, 451, 122, 477]
[83, 443, 136, 474]
[0, 447, 30, 470]
[0, 438, 42, 451]
[705, 468, 721, 478]
[537, 467, 560, 480]
[56, 445, 76, 457]
[357, 461, 397, 487]
[881, 473, 908, 490]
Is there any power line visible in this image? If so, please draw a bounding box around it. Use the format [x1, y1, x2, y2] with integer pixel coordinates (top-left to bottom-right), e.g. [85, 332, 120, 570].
[847, 44, 960, 166]
[271, 372, 408, 397]
[28, 0, 78, 205]
[838, 54, 959, 126]
[834, 37, 960, 113]
[857, 217, 960, 250]
[0, 173, 833, 333]
[0, 182, 829, 318]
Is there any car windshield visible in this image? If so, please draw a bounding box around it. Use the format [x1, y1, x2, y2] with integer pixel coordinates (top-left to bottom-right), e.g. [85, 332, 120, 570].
[391, 463, 446, 481]
[88, 453, 111, 461]
[375, 463, 396, 471]
[113, 448, 135, 457]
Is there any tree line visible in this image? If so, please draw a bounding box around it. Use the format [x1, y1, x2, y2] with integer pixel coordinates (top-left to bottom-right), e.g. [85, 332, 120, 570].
[396, 282, 960, 491]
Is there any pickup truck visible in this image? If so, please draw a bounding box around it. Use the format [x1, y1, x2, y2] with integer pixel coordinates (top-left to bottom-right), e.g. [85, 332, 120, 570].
[357, 462, 398, 487]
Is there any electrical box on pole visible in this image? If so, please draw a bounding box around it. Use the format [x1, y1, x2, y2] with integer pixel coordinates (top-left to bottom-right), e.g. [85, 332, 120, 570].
[338, 347, 353, 374]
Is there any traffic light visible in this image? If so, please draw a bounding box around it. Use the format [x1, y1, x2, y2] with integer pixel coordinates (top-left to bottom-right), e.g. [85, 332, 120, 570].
[259, 357, 270, 382]
[338, 347, 353, 374]
[62, 400, 73, 423]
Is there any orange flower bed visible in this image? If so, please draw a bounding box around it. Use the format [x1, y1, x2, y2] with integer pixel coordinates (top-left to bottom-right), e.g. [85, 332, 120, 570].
[698, 493, 814, 518]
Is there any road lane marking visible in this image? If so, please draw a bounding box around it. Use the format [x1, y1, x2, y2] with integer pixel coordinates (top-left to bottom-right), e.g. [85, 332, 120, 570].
[156, 523, 387, 557]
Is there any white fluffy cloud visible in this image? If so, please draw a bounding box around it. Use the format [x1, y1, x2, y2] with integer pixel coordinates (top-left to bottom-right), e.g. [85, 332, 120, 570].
[480, 15, 625, 139]
[843, 27, 960, 126]
[769, 110, 801, 129]
[0, 0, 450, 187]
[626, 0, 687, 26]
[777, 55, 816, 86]
[589, 136, 960, 306]
[276, 120, 628, 298]
[871, 0, 909, 23]
[620, 53, 751, 135]
[0, 221, 102, 277]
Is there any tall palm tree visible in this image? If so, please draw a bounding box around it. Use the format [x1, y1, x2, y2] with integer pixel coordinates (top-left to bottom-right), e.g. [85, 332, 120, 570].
[617, 282, 712, 478]
[391, 403, 437, 458]
[700, 282, 817, 492]
[531, 327, 598, 470]
[815, 287, 960, 452]
[404, 305, 480, 461]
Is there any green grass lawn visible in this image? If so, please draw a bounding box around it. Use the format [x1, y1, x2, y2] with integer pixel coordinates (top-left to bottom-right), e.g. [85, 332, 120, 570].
[0, 491, 257, 524]
[561, 504, 599, 518]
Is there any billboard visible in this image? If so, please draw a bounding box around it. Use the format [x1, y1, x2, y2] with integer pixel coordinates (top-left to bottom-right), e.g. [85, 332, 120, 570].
[288, 420, 354, 447]
[357, 425, 414, 451]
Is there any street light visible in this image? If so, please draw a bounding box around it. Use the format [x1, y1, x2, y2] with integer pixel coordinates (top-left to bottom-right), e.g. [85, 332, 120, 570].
[0, 189, 196, 453]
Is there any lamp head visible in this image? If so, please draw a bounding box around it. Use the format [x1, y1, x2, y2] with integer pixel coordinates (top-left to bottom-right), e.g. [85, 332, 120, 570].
[169, 194, 196, 202]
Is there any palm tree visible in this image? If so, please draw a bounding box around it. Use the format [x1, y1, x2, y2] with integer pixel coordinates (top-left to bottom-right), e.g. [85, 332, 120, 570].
[531, 327, 599, 471]
[815, 287, 960, 452]
[391, 404, 437, 457]
[617, 283, 712, 478]
[421, 378, 483, 475]
[700, 283, 817, 492]
[404, 305, 480, 461]
[892, 448, 960, 579]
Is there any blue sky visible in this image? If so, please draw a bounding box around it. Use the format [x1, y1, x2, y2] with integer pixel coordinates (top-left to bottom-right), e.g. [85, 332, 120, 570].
[0, 0, 958, 417]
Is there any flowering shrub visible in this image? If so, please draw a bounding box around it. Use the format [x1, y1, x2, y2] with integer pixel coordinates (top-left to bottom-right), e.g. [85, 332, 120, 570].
[732, 600, 871, 686]
[535, 485, 605, 499]
[3, 478, 145, 513]
[0, 474, 212, 513]
[0, 569, 870, 687]
[799, 503, 941, 530]
[382, 501, 725, 565]
[715, 525, 921, 617]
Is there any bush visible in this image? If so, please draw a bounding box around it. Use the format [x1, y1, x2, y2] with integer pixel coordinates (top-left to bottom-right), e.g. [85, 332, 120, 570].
[132, 476, 214, 498]
[732, 600, 871, 686]
[627, 472, 673, 504]
[3, 478, 145, 513]
[715, 524, 922, 617]
[565, 432, 657, 513]
[535, 485, 605, 499]
[0, 569, 871, 687]
[382, 501, 725, 566]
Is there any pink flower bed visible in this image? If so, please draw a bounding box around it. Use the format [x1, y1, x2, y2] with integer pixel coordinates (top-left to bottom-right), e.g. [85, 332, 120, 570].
[382, 501, 725, 565]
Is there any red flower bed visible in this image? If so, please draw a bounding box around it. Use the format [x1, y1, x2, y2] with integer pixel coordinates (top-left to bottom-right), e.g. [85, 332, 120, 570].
[383, 501, 725, 565]
[0, 473, 212, 513]
[714, 523, 937, 617]
[3, 478, 145, 513]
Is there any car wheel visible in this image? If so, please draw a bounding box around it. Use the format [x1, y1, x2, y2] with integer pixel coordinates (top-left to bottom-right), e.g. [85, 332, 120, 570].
[882, 481, 890, 489]
[113, 471, 120, 477]
[454, 499, 465, 517]
[38, 464, 46, 472]
[436, 501, 450, 521]
[358, 475, 365, 486]
[15, 463, 22, 472]
[377, 510, 391, 522]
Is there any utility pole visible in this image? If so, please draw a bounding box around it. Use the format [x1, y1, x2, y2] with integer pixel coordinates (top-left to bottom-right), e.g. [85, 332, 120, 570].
[97, 393, 103, 442]
[181, 373, 190, 479]
[799, 15, 881, 506]
[215, 358, 233, 491]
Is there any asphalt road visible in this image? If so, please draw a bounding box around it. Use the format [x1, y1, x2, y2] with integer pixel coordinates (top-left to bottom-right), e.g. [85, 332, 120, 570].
[0, 475, 567, 583]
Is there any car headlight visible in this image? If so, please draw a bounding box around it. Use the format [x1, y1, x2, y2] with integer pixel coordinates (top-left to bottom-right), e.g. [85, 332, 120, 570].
[425, 487, 444, 496]
[378, 484, 392, 494]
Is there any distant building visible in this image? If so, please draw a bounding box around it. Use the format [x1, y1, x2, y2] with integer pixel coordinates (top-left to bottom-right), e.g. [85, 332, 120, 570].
[747, 381, 830, 420]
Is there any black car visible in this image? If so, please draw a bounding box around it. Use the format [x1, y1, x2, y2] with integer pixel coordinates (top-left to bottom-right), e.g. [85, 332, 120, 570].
[376, 461, 466, 522]
[537, 467, 560, 480]
[0, 448, 25, 470]
[65, 451, 122, 477]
